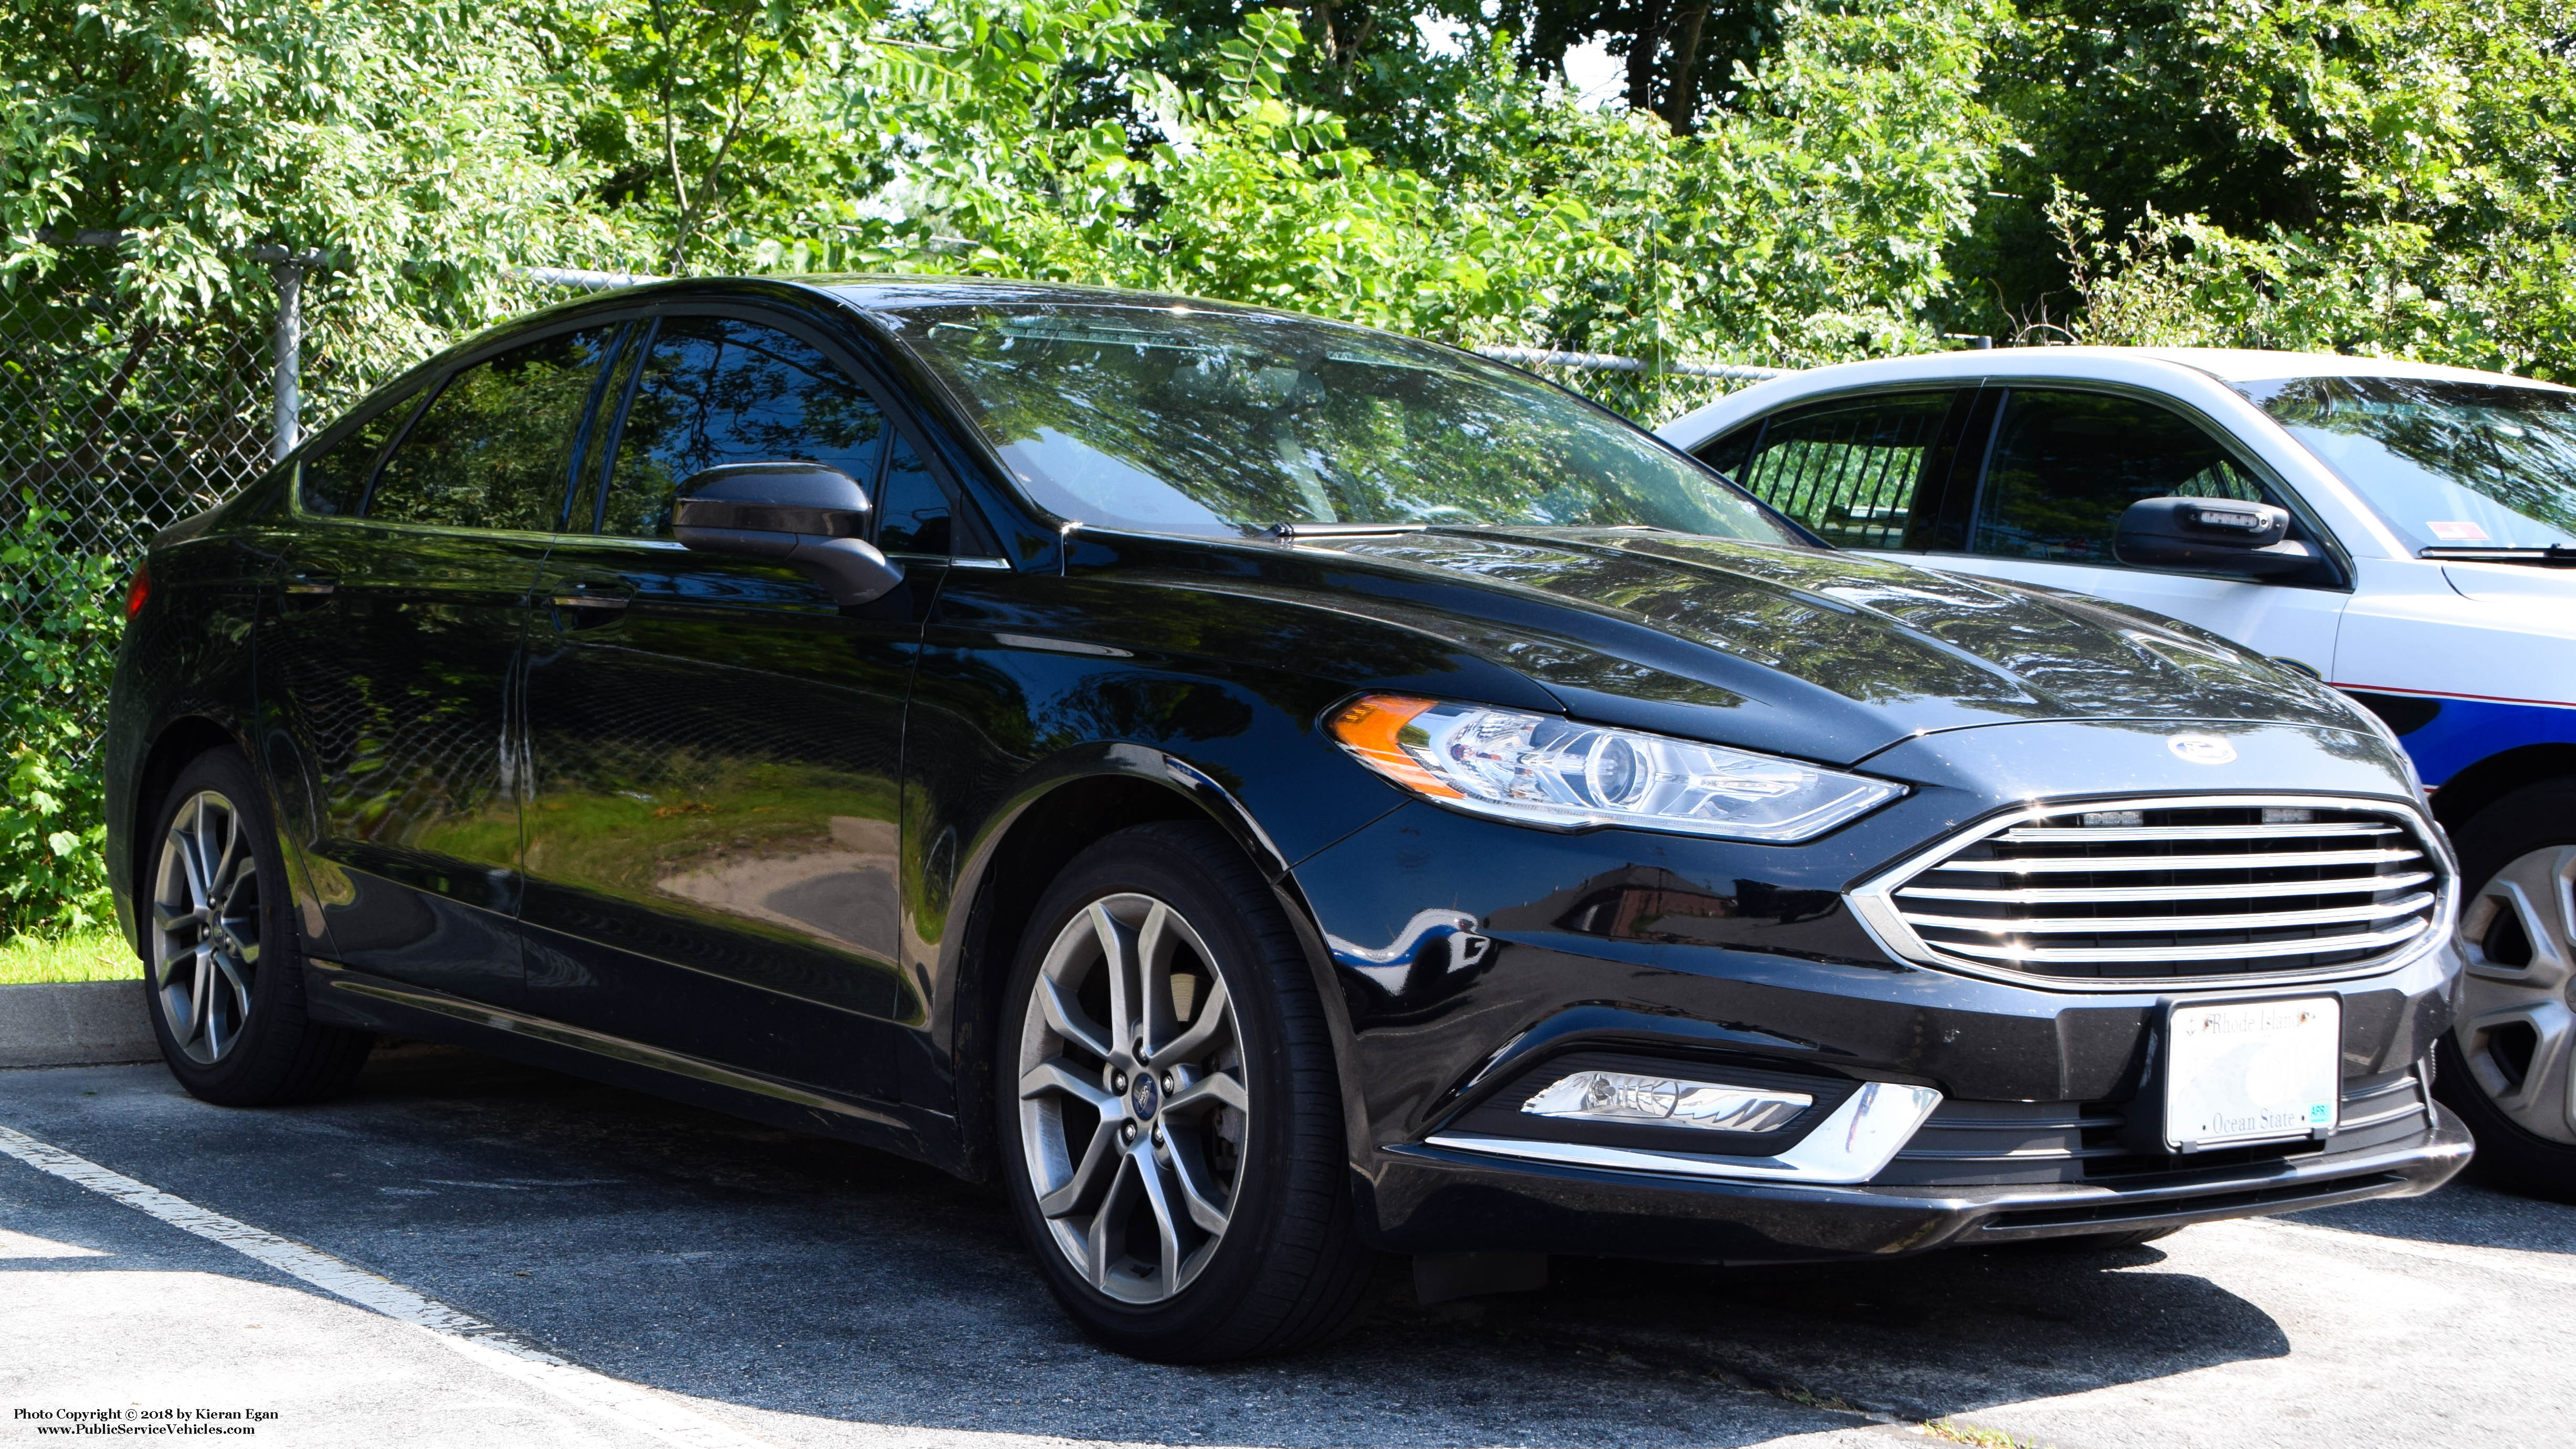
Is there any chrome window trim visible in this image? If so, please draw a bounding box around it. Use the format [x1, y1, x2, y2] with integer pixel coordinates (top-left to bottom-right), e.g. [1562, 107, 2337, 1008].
[1425, 1081, 1944, 1186]
[1844, 792, 2458, 992]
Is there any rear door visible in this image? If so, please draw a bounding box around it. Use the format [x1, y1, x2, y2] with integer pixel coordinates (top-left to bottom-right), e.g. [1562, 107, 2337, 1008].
[1694, 389, 1979, 554]
[516, 310, 932, 1103]
[260, 324, 618, 1006]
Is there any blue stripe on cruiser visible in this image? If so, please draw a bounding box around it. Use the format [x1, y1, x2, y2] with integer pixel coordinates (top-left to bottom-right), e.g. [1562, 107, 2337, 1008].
[2359, 692, 2576, 787]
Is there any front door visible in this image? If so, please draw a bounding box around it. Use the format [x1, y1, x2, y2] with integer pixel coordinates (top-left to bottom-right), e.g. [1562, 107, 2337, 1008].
[516, 312, 926, 1102]
[260, 324, 619, 1006]
[1905, 387, 2350, 673]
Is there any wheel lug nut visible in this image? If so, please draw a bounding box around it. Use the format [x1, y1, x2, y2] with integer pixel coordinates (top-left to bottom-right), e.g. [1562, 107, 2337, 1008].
[1122, 1123, 1137, 1143]
[1151, 1127, 1164, 1145]
[1111, 1072, 1125, 1093]
[1160, 1072, 1174, 1092]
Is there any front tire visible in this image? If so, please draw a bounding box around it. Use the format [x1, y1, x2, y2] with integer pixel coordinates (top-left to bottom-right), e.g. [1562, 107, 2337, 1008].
[2434, 779, 2576, 1201]
[997, 821, 1371, 1361]
[143, 747, 372, 1106]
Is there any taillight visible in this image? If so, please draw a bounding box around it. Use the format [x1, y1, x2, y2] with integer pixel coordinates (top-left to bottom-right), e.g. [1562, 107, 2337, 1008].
[124, 565, 151, 620]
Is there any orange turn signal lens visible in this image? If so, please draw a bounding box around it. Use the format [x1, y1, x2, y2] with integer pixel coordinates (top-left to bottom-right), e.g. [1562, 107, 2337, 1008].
[1326, 694, 1461, 798]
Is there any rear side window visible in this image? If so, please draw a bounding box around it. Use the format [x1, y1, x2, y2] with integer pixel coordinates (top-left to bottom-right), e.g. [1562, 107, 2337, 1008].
[299, 395, 417, 516]
[1729, 392, 1955, 549]
[599, 316, 888, 538]
[365, 327, 618, 531]
[1971, 389, 2266, 563]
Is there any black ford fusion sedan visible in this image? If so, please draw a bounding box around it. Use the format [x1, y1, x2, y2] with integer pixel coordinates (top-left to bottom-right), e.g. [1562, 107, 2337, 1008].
[109, 277, 2469, 1361]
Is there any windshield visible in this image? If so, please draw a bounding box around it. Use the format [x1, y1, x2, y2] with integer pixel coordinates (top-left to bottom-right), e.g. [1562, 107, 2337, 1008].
[887, 303, 1799, 543]
[2237, 375, 2576, 551]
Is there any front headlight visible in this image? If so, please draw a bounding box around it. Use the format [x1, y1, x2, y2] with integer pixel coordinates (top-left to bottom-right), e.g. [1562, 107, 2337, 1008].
[1327, 694, 1905, 842]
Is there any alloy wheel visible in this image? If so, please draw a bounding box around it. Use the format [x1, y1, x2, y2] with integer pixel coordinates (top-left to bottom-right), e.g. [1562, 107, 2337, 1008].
[152, 789, 261, 1065]
[2456, 843, 2576, 1144]
[1016, 892, 1249, 1303]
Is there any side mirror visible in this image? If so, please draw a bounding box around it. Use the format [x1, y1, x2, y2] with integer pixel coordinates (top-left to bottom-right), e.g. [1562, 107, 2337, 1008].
[2114, 496, 2318, 578]
[671, 461, 903, 606]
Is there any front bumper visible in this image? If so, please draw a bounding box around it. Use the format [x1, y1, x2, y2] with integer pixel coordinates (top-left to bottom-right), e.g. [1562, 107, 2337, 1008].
[1289, 720, 2468, 1263]
[1361, 1104, 2471, 1262]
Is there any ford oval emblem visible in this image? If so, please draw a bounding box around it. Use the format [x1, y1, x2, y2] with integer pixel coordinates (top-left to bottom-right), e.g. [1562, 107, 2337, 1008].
[2168, 733, 2237, 765]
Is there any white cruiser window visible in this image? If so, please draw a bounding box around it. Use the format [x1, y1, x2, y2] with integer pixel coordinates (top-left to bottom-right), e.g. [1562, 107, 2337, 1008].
[2240, 375, 2576, 553]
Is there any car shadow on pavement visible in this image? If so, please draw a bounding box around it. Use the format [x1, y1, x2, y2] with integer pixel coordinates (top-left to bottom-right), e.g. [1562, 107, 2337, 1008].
[4, 1044, 2307, 1445]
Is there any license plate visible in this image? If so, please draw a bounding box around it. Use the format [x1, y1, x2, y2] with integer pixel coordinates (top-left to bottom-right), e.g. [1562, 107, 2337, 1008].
[2164, 996, 2340, 1151]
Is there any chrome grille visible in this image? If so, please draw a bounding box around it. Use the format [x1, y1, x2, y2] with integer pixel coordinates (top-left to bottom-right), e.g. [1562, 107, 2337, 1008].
[1853, 797, 2451, 985]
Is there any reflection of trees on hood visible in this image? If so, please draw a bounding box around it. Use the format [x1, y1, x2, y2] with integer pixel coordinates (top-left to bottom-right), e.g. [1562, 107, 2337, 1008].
[1332, 531, 2352, 724]
[2263, 378, 2576, 538]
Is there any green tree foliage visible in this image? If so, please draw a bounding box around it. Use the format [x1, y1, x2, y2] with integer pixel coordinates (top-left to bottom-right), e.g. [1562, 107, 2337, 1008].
[0, 0, 630, 393]
[0, 503, 120, 938]
[1965, 0, 2576, 376]
[690, 0, 2006, 412]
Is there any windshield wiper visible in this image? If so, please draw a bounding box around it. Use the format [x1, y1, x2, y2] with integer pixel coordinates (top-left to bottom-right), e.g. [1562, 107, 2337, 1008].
[1255, 521, 1429, 543]
[2420, 544, 2576, 567]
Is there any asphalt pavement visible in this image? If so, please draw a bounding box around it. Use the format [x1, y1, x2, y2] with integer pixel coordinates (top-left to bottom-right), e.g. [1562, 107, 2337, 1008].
[2, 1040, 2570, 1448]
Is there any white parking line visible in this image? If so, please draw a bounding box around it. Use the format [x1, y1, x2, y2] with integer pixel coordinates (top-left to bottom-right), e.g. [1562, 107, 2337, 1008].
[0, 1122, 777, 1448]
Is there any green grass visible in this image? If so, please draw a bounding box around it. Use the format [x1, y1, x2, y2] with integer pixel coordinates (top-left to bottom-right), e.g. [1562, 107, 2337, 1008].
[0, 928, 141, 986]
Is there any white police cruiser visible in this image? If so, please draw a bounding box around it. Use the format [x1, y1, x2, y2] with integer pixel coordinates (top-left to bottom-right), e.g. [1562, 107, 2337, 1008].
[1661, 347, 2576, 1197]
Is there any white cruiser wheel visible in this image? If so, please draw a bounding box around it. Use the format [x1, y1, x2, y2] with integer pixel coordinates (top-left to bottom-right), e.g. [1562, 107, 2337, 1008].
[2455, 843, 2576, 1145]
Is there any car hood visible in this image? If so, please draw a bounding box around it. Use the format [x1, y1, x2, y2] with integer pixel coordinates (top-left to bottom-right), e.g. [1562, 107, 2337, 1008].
[1297, 528, 2375, 767]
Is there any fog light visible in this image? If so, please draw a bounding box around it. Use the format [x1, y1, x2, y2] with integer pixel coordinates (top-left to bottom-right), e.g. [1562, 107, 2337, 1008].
[1522, 1070, 1813, 1133]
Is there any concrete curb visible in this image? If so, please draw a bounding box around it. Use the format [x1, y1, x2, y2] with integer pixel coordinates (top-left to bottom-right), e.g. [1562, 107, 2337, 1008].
[0, 981, 159, 1069]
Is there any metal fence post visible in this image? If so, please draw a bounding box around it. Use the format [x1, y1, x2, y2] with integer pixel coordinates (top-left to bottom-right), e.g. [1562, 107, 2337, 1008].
[254, 247, 325, 462]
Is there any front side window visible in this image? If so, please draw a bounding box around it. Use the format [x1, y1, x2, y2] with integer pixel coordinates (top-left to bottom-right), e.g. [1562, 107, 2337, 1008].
[1971, 389, 2268, 564]
[889, 304, 1799, 543]
[364, 327, 617, 531]
[600, 316, 888, 538]
[1726, 392, 1955, 549]
[2239, 375, 2576, 552]
[875, 434, 951, 556]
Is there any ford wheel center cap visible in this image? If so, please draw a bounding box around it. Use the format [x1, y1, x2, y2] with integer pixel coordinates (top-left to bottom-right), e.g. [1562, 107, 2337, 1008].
[2168, 733, 2237, 765]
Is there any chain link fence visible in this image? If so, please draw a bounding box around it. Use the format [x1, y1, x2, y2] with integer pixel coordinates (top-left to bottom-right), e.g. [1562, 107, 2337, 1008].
[0, 246, 315, 753]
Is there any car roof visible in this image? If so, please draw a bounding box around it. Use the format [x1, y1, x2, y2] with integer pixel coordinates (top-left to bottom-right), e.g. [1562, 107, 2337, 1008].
[809, 274, 1343, 323]
[2084, 346, 2572, 389]
[1655, 343, 2575, 453]
[1719, 344, 2569, 391]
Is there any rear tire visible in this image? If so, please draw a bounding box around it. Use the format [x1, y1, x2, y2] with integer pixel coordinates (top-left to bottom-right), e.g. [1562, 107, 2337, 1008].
[142, 747, 372, 1106]
[996, 821, 1371, 1361]
[2433, 779, 2576, 1202]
